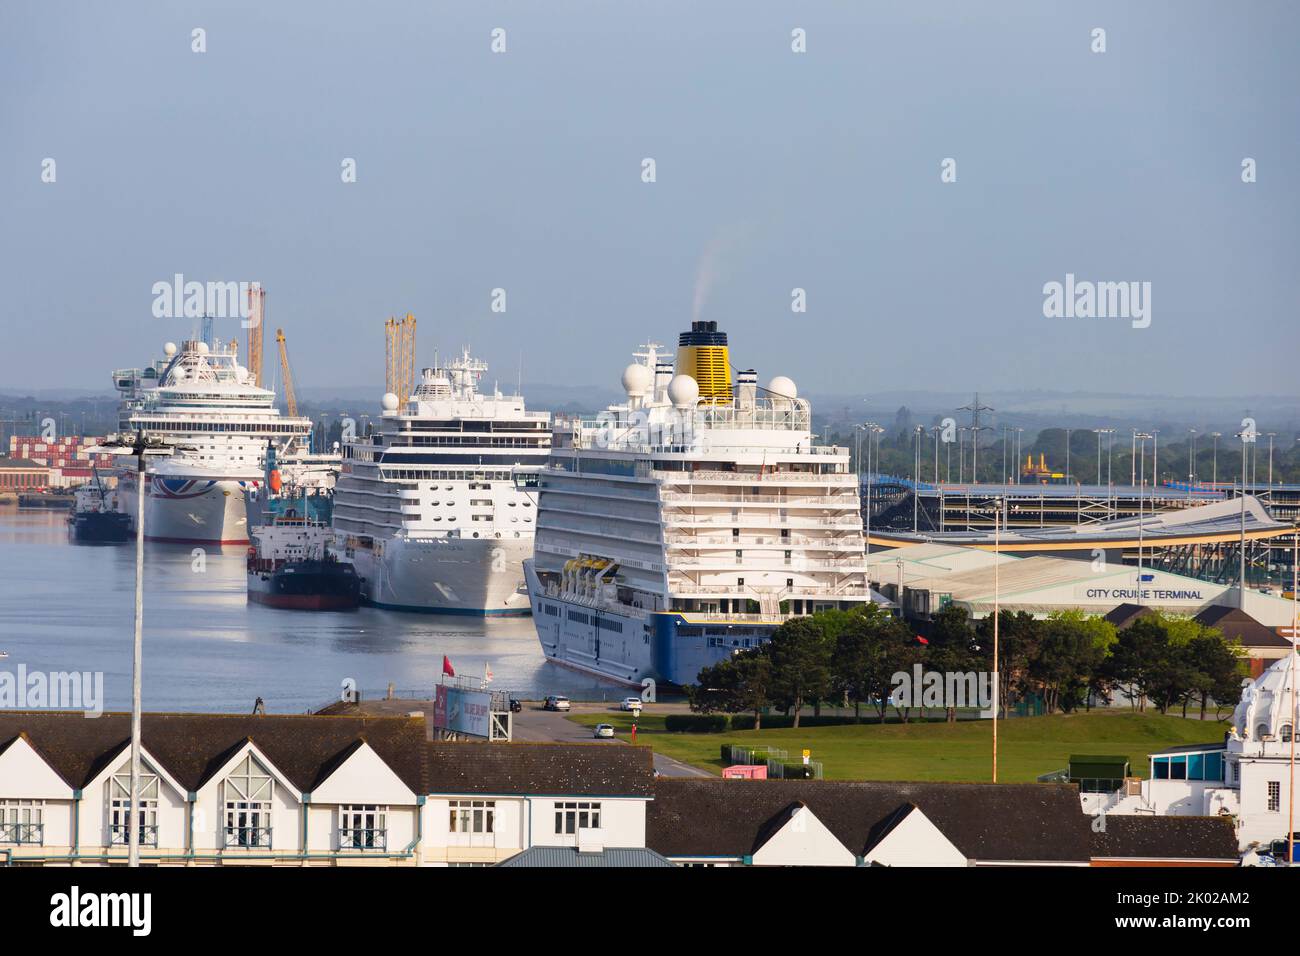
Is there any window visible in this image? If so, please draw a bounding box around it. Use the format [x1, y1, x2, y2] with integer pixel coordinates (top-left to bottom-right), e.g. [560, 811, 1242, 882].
[554, 801, 601, 835]
[1284, 724, 1294, 743]
[0, 800, 43, 845]
[449, 800, 495, 834]
[339, 805, 387, 850]
[109, 768, 159, 846]
[1269, 781, 1281, 812]
[223, 755, 273, 848]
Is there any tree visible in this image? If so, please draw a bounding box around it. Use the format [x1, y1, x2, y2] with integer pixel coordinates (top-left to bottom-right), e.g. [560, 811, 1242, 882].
[1185, 629, 1247, 719]
[767, 616, 833, 728]
[831, 604, 908, 722]
[1031, 611, 1115, 714]
[1105, 617, 1170, 712]
[925, 605, 980, 722]
[690, 649, 775, 729]
[975, 611, 1043, 718]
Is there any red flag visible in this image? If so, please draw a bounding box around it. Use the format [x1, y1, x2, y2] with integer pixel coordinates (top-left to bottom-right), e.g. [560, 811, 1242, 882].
[442, 655, 455, 677]
[915, 635, 929, 645]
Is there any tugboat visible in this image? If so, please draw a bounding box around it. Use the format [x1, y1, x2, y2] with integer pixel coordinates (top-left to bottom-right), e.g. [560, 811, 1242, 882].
[246, 445, 359, 610]
[69, 466, 133, 543]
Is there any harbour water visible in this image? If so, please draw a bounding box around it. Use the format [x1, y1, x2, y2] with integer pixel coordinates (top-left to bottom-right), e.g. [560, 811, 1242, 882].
[0, 508, 619, 713]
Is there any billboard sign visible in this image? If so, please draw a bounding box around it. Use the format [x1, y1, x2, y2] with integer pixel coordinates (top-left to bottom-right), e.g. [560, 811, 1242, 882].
[434, 684, 493, 738]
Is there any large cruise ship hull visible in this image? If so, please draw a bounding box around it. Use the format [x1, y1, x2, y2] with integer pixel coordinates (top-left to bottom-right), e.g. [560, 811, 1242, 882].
[119, 471, 252, 545]
[351, 535, 533, 616]
[524, 562, 780, 687]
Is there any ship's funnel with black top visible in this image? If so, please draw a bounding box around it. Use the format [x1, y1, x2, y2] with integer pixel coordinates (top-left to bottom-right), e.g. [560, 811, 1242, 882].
[675, 320, 731, 406]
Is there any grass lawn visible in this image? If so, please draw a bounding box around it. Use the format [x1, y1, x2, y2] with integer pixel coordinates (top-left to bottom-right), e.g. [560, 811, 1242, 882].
[568, 710, 1229, 783]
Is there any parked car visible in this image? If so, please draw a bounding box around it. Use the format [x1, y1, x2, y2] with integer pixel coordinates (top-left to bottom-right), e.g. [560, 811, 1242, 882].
[509, 698, 522, 713]
[620, 697, 643, 711]
[544, 695, 571, 712]
[593, 723, 615, 738]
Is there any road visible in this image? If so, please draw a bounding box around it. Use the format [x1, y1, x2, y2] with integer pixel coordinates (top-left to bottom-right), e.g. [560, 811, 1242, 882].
[330, 696, 711, 778]
[511, 702, 710, 778]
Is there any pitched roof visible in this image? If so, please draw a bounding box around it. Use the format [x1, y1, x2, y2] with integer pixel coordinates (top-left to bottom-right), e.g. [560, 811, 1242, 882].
[0, 712, 428, 793]
[1194, 605, 1292, 648]
[647, 778, 1091, 863]
[1090, 815, 1239, 861]
[497, 846, 674, 867]
[1104, 603, 1154, 629]
[426, 740, 654, 797]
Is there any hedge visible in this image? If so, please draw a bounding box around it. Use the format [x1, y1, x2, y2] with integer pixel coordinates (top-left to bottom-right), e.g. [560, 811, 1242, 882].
[664, 714, 730, 733]
[729, 714, 862, 730]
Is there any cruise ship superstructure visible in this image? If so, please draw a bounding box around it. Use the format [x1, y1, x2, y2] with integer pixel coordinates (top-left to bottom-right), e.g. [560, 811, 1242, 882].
[525, 321, 874, 686]
[331, 350, 551, 614]
[112, 340, 312, 544]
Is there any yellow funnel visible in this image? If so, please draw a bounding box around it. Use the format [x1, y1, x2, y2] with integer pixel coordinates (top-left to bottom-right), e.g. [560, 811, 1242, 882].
[676, 320, 731, 405]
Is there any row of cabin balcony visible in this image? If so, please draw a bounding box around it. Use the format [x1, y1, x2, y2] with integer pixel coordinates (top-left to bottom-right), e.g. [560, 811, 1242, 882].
[651, 469, 852, 483]
[670, 556, 869, 572]
[658, 490, 859, 506]
[664, 532, 864, 549]
[662, 513, 862, 529]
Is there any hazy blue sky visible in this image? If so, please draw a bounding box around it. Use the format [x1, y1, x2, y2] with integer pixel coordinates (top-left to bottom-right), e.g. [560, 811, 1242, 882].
[2, 1, 1297, 398]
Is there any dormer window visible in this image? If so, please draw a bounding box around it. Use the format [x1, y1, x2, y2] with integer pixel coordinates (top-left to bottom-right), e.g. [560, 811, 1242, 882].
[223, 755, 273, 848]
[109, 766, 160, 846]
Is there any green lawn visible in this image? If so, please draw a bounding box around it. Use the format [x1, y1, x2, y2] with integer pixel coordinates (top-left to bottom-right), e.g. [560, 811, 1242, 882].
[568, 710, 1228, 783]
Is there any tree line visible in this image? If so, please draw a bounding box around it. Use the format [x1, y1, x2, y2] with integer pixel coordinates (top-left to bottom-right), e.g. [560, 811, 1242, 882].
[689, 604, 1248, 728]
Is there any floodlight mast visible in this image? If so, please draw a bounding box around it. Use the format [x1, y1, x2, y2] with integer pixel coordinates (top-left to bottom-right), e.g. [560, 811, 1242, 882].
[90, 430, 190, 866]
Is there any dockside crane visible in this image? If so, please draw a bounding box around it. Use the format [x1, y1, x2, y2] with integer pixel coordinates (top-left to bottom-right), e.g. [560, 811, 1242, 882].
[385, 313, 417, 403]
[275, 327, 298, 417]
[246, 285, 266, 388]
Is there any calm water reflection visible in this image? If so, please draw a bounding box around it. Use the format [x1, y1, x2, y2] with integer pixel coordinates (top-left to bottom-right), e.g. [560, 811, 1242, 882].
[0, 508, 619, 712]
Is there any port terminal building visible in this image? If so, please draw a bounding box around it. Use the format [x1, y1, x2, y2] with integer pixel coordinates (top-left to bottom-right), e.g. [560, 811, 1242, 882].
[867, 494, 1296, 589]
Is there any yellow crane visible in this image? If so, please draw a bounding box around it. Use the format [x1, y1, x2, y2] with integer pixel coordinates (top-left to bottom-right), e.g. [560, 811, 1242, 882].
[246, 286, 266, 388]
[384, 313, 417, 402]
[275, 328, 298, 417]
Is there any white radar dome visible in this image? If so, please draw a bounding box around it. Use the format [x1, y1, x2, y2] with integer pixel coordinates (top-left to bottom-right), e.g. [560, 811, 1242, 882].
[621, 363, 653, 396]
[381, 392, 400, 412]
[667, 374, 700, 409]
[163, 342, 177, 357]
[196, 341, 210, 355]
[767, 375, 798, 400]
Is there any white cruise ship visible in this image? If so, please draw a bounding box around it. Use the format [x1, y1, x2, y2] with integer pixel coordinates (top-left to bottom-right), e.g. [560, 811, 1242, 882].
[331, 349, 551, 615]
[112, 340, 312, 544]
[525, 321, 875, 686]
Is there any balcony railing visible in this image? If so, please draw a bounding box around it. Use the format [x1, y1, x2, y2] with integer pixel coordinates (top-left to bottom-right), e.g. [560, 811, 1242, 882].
[338, 827, 387, 851]
[0, 822, 43, 845]
[109, 824, 159, 847]
[224, 826, 273, 849]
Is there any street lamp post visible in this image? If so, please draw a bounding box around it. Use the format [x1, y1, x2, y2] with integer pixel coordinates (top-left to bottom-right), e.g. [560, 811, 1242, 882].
[863, 422, 880, 558]
[1211, 432, 1221, 486]
[913, 426, 923, 532]
[1134, 432, 1153, 593]
[89, 429, 188, 867]
[992, 495, 1003, 782]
